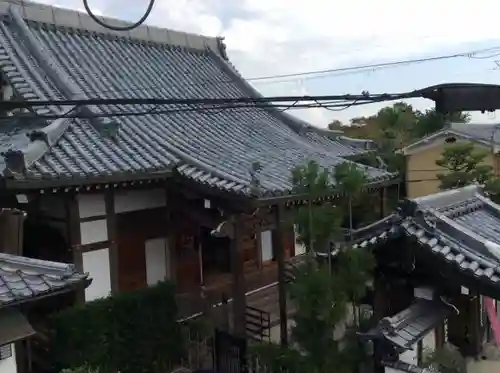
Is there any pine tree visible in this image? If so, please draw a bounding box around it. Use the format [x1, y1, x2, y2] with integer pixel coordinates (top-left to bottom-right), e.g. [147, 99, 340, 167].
[252, 160, 376, 373]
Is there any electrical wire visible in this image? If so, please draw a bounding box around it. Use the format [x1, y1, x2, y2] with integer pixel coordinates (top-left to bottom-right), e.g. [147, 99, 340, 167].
[82, 0, 155, 31]
[1, 90, 418, 112]
[245, 45, 500, 82]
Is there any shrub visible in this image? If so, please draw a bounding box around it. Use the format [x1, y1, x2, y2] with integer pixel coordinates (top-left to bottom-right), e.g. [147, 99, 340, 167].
[50, 281, 182, 373]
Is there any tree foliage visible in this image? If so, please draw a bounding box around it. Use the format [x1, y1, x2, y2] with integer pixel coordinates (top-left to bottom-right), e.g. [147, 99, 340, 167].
[253, 160, 376, 373]
[328, 103, 469, 173]
[436, 143, 494, 189]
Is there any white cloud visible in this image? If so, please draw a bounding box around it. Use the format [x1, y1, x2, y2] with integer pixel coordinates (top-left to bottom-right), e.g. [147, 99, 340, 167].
[31, 0, 500, 125]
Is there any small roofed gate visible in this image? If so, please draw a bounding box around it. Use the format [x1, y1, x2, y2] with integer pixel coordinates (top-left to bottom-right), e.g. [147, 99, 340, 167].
[213, 329, 248, 373]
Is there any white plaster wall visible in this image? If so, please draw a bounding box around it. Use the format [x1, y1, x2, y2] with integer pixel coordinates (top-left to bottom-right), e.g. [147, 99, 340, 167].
[0, 344, 16, 373]
[78, 194, 106, 218]
[80, 219, 108, 245]
[423, 329, 436, 353]
[77, 189, 167, 301]
[399, 344, 418, 365]
[145, 237, 169, 286]
[114, 189, 166, 214]
[82, 248, 111, 301]
[260, 230, 273, 262]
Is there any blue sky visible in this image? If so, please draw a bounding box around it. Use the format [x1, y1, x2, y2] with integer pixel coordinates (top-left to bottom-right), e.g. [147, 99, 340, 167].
[43, 0, 500, 126]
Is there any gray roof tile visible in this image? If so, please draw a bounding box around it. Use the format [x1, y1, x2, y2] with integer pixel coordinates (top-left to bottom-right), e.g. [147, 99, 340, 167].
[401, 185, 500, 285]
[0, 2, 394, 194]
[383, 361, 437, 373]
[0, 253, 88, 307]
[331, 185, 500, 290]
[363, 298, 452, 351]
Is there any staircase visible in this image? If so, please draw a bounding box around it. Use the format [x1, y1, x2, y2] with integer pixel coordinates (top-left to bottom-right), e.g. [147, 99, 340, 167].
[245, 258, 303, 328]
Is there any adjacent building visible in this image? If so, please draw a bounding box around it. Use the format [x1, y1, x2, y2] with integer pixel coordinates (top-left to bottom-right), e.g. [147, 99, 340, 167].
[0, 0, 396, 339]
[401, 122, 500, 198]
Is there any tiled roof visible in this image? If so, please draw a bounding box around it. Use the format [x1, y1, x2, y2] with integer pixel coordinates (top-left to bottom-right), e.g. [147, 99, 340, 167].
[0, 253, 89, 306]
[321, 185, 500, 291]
[382, 361, 437, 373]
[0, 1, 395, 194]
[401, 185, 500, 286]
[370, 298, 452, 351]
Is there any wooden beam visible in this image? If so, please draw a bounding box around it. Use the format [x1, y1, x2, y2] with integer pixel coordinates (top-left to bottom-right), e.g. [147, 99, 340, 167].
[105, 191, 119, 295]
[66, 194, 84, 304]
[166, 185, 177, 282]
[230, 214, 247, 337]
[274, 203, 288, 346]
[379, 187, 387, 218]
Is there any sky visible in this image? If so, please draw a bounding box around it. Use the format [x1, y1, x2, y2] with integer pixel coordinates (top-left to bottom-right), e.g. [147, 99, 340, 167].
[37, 0, 500, 127]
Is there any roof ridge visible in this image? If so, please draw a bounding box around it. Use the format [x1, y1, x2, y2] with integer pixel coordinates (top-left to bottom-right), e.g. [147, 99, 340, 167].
[1, 0, 227, 57]
[0, 252, 77, 277]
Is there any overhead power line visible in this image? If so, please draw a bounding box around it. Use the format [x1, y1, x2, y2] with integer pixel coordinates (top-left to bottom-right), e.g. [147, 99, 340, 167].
[1, 92, 416, 111]
[82, 0, 155, 31]
[246, 45, 500, 82]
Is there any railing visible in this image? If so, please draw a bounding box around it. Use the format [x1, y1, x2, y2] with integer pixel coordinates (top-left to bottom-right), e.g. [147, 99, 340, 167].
[245, 305, 271, 342]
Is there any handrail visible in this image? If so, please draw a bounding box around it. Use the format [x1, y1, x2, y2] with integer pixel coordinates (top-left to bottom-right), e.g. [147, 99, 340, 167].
[177, 281, 279, 323]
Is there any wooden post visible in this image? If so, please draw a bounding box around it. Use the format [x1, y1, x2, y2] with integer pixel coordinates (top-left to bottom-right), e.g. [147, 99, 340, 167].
[166, 185, 177, 282]
[105, 190, 119, 294]
[230, 214, 247, 337]
[66, 194, 85, 303]
[274, 204, 288, 346]
[379, 187, 387, 218]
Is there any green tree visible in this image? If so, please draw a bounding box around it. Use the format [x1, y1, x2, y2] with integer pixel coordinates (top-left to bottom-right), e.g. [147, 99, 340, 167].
[328, 119, 343, 130]
[436, 142, 494, 190]
[413, 109, 470, 140]
[253, 160, 375, 373]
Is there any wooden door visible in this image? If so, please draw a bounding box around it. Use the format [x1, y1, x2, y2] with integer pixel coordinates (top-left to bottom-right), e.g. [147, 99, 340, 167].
[175, 229, 200, 291]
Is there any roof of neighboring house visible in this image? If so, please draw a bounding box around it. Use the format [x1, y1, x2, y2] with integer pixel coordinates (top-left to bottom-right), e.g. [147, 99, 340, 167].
[401, 122, 500, 155]
[0, 1, 394, 195]
[0, 253, 89, 307]
[322, 185, 500, 292]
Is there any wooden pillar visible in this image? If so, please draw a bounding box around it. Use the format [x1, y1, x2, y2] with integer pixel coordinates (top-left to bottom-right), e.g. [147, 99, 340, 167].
[166, 185, 177, 282]
[66, 194, 84, 303]
[274, 204, 288, 346]
[470, 292, 482, 357]
[379, 187, 387, 218]
[105, 191, 119, 295]
[230, 214, 247, 337]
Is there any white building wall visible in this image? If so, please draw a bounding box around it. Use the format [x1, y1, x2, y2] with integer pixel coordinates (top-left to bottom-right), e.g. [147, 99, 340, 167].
[77, 194, 111, 302]
[76, 189, 168, 301]
[0, 344, 16, 373]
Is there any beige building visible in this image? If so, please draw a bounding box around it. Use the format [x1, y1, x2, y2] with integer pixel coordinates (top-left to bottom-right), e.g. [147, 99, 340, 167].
[401, 122, 500, 198]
